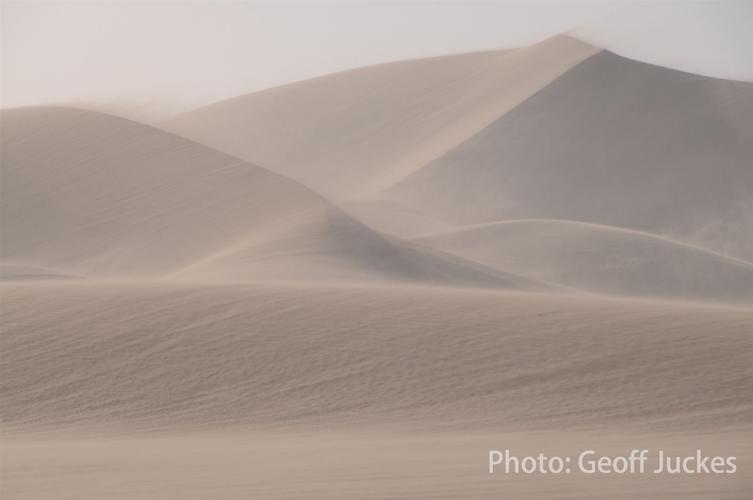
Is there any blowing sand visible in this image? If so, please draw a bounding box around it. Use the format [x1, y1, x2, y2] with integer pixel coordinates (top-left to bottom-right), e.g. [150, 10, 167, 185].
[2, 283, 752, 499]
[2, 33, 753, 499]
[165, 35, 598, 198]
[0, 106, 549, 290]
[415, 219, 753, 304]
[382, 50, 753, 261]
[4, 283, 752, 432]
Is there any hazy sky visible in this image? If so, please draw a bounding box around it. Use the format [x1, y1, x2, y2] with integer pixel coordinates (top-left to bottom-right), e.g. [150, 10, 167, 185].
[3, 1, 752, 120]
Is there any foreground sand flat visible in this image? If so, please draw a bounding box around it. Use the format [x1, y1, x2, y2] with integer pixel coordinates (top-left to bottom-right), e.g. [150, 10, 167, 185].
[4, 430, 752, 499]
[2, 282, 751, 498]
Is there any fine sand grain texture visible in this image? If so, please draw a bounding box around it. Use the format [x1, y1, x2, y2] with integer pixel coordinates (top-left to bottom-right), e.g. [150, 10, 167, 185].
[3, 431, 753, 500]
[1, 283, 752, 499]
[2, 31, 753, 500]
[2, 283, 752, 432]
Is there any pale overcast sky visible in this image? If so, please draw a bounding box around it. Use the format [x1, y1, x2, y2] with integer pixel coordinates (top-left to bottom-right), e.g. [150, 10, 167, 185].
[2, 1, 752, 120]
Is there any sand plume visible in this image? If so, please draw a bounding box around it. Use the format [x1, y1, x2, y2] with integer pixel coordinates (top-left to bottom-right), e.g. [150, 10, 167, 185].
[384, 51, 753, 261]
[165, 36, 598, 199]
[416, 219, 753, 304]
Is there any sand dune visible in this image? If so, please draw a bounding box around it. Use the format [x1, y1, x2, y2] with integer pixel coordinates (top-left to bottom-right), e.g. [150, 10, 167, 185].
[3, 282, 751, 432]
[340, 199, 455, 238]
[0, 263, 81, 281]
[0, 106, 543, 289]
[1, 106, 322, 277]
[384, 51, 753, 260]
[3, 283, 752, 499]
[165, 38, 752, 262]
[165, 35, 598, 198]
[416, 219, 753, 304]
[172, 207, 549, 289]
[2, 32, 752, 500]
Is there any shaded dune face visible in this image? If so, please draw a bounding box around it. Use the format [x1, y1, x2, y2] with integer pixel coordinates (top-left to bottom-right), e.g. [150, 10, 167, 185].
[173, 207, 552, 290]
[164, 36, 598, 199]
[0, 106, 545, 289]
[385, 51, 753, 262]
[416, 219, 753, 304]
[0, 263, 81, 282]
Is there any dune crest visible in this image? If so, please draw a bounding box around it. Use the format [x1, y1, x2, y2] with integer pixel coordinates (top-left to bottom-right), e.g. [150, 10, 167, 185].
[0, 106, 544, 289]
[164, 38, 753, 266]
[171, 207, 551, 289]
[2, 29, 752, 500]
[384, 50, 753, 261]
[0, 263, 81, 281]
[416, 219, 753, 304]
[165, 35, 598, 198]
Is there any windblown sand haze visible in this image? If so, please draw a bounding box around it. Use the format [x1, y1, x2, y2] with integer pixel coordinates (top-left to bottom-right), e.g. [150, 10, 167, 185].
[2, 30, 752, 500]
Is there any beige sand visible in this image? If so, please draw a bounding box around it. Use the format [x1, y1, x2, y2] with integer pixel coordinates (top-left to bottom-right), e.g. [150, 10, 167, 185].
[4, 283, 752, 431]
[165, 35, 598, 199]
[0, 263, 81, 281]
[165, 36, 753, 263]
[0, 106, 547, 290]
[4, 431, 752, 500]
[1, 283, 752, 498]
[2, 35, 752, 500]
[415, 219, 753, 304]
[383, 50, 753, 261]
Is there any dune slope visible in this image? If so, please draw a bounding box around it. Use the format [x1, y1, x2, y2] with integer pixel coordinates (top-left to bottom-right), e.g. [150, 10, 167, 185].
[2, 283, 752, 432]
[0, 106, 323, 277]
[165, 36, 598, 198]
[416, 219, 753, 304]
[173, 208, 548, 288]
[0, 106, 543, 289]
[2, 282, 752, 500]
[3, 35, 753, 500]
[385, 51, 753, 260]
[0, 263, 81, 281]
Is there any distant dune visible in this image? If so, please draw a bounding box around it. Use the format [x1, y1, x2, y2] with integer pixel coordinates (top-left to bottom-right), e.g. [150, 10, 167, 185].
[173, 207, 549, 289]
[164, 38, 753, 264]
[385, 51, 753, 261]
[339, 199, 455, 238]
[165, 36, 597, 198]
[0, 106, 544, 289]
[0, 263, 81, 281]
[1, 106, 323, 277]
[417, 219, 753, 304]
[2, 34, 752, 500]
